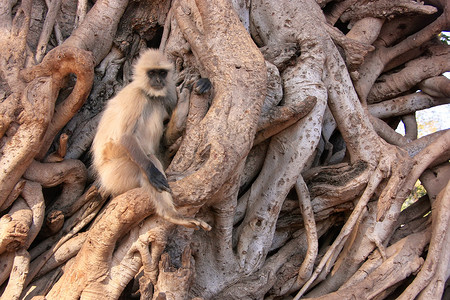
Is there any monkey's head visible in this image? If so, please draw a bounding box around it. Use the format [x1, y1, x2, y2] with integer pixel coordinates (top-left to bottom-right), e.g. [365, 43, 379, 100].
[133, 49, 174, 97]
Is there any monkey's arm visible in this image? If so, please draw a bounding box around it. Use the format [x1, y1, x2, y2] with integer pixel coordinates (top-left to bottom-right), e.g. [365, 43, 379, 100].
[164, 78, 212, 146]
[164, 90, 189, 146]
[120, 134, 171, 193]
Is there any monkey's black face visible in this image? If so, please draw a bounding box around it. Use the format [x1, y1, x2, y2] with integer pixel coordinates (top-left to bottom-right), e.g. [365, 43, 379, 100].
[147, 69, 168, 90]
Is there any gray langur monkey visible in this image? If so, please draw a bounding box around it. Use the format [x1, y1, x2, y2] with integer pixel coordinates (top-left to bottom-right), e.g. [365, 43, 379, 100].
[92, 48, 211, 231]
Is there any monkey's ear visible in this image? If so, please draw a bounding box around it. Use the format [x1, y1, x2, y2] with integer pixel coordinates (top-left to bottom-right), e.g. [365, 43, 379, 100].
[193, 78, 212, 95]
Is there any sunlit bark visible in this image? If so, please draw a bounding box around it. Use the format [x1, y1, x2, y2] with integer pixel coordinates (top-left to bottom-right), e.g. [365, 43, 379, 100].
[0, 0, 449, 299]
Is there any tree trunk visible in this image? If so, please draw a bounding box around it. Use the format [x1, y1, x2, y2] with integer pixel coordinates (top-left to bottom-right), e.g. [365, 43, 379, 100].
[0, 0, 449, 299]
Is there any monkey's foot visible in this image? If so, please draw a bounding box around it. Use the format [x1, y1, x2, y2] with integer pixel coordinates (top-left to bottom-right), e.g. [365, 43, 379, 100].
[165, 215, 212, 231]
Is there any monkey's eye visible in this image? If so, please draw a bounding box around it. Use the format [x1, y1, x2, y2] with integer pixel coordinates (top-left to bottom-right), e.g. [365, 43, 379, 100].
[159, 70, 167, 77]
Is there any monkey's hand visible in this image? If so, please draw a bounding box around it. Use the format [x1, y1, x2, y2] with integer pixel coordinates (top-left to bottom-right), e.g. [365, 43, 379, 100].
[146, 163, 171, 193]
[193, 78, 212, 95]
[120, 135, 171, 193]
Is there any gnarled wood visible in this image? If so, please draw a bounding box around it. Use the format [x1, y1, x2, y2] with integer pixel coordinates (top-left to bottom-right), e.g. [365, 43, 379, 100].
[0, 0, 449, 298]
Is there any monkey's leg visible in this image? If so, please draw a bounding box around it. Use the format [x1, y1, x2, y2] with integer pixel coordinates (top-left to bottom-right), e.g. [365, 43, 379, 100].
[141, 179, 211, 231]
[159, 192, 211, 231]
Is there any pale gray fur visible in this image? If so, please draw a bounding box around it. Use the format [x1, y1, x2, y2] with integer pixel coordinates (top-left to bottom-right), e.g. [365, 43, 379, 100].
[91, 49, 211, 231]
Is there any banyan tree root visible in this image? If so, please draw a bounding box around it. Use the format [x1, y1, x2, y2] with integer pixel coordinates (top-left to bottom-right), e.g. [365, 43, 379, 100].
[45, 189, 163, 299]
[309, 229, 430, 300]
[0, 46, 94, 210]
[397, 180, 450, 300]
[23, 159, 88, 235]
[152, 246, 195, 299]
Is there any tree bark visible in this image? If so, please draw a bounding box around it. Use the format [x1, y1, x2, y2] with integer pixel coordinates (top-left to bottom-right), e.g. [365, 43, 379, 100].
[0, 0, 449, 299]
